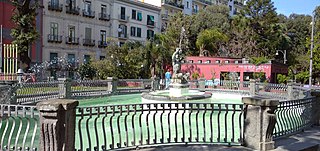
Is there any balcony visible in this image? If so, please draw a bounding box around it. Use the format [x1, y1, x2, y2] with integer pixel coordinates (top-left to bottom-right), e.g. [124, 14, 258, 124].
[98, 41, 108, 48]
[193, 8, 199, 14]
[147, 20, 155, 28]
[99, 13, 110, 21]
[48, 34, 63, 43]
[119, 14, 129, 22]
[48, 2, 63, 12]
[83, 39, 95, 46]
[82, 10, 95, 18]
[161, 0, 184, 9]
[66, 6, 80, 15]
[193, 0, 212, 5]
[65, 37, 79, 45]
[118, 33, 128, 40]
[161, 14, 169, 20]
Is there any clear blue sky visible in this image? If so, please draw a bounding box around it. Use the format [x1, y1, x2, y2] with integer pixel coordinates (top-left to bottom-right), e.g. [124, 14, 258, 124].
[272, 0, 319, 16]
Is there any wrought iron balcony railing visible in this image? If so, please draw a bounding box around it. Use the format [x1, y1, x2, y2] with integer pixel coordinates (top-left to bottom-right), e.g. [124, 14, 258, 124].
[48, 34, 63, 43]
[66, 6, 80, 15]
[99, 13, 110, 21]
[82, 10, 95, 18]
[147, 20, 155, 27]
[119, 14, 129, 22]
[98, 41, 108, 48]
[48, 2, 63, 12]
[65, 36, 79, 45]
[162, 0, 184, 9]
[118, 33, 128, 39]
[83, 39, 95, 46]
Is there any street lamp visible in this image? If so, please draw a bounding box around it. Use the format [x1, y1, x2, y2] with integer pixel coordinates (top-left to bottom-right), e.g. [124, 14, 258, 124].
[276, 50, 287, 64]
[309, 11, 315, 89]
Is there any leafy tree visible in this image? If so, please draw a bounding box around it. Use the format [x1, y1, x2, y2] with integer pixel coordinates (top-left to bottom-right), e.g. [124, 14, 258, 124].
[196, 28, 228, 56]
[11, 0, 40, 69]
[78, 60, 96, 80]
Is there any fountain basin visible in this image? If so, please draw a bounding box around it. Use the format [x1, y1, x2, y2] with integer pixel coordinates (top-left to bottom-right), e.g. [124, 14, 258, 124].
[141, 89, 212, 101]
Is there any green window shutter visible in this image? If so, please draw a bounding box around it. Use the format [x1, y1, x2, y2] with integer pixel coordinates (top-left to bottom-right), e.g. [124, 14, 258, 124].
[138, 12, 142, 21]
[150, 15, 154, 22]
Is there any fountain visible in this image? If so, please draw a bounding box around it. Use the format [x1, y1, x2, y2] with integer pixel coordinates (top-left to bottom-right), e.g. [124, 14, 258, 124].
[142, 27, 212, 102]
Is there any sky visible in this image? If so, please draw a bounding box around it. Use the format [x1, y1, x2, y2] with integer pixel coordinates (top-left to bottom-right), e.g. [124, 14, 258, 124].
[272, 0, 319, 16]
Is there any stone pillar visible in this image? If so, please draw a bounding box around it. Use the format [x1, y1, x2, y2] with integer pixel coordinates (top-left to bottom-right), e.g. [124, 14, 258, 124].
[107, 77, 118, 93]
[242, 97, 279, 151]
[151, 77, 160, 91]
[58, 78, 71, 99]
[37, 99, 79, 151]
[287, 80, 294, 100]
[310, 91, 320, 126]
[249, 79, 256, 96]
[198, 78, 206, 90]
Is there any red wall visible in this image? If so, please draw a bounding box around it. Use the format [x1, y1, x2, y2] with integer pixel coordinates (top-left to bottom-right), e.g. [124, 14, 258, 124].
[181, 56, 288, 83]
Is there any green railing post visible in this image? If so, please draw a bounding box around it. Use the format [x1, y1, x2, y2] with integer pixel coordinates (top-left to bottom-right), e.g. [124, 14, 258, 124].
[37, 99, 79, 151]
[242, 97, 279, 150]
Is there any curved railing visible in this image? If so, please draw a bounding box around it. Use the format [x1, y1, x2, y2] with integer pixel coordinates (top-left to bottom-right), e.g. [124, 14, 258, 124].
[273, 97, 315, 139]
[75, 103, 244, 150]
[0, 104, 39, 150]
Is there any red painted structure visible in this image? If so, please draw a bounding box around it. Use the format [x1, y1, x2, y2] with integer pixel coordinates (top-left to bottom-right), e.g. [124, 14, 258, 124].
[0, 0, 42, 65]
[181, 56, 288, 83]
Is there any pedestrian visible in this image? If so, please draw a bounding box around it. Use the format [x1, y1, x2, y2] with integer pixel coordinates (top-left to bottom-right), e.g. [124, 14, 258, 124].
[165, 70, 171, 89]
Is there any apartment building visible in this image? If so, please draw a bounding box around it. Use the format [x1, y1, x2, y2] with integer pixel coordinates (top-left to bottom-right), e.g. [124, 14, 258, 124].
[228, 0, 245, 16]
[43, 0, 113, 64]
[111, 0, 161, 46]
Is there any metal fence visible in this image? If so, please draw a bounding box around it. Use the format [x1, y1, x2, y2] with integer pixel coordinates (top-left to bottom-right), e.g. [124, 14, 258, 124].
[0, 104, 39, 150]
[75, 103, 244, 150]
[71, 80, 111, 97]
[17, 81, 61, 104]
[117, 79, 152, 93]
[256, 83, 288, 100]
[273, 97, 315, 139]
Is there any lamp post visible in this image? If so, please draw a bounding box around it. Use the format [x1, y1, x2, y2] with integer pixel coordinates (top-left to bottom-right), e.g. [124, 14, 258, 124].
[309, 11, 315, 89]
[276, 50, 287, 64]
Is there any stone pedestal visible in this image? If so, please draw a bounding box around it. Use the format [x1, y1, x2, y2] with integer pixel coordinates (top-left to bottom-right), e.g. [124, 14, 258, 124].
[169, 82, 189, 97]
[58, 78, 71, 99]
[107, 77, 118, 93]
[37, 99, 78, 151]
[242, 97, 279, 151]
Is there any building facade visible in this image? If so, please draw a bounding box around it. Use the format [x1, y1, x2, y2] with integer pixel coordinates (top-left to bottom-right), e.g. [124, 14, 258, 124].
[181, 56, 288, 83]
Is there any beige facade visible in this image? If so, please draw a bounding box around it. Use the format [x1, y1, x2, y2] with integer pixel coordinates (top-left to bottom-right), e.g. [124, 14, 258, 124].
[43, 0, 160, 63]
[111, 0, 161, 45]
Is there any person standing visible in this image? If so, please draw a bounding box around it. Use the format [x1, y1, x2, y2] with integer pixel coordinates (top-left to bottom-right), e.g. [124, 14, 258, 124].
[165, 70, 171, 89]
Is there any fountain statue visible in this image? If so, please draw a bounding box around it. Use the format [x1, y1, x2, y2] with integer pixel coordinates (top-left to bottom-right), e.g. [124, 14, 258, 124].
[141, 27, 211, 101]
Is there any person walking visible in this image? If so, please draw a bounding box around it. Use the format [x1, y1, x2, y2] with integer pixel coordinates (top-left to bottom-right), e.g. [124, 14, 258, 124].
[165, 70, 171, 89]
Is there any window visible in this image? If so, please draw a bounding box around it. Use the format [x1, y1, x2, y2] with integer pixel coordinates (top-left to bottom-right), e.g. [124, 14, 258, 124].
[100, 56, 105, 60]
[225, 60, 229, 64]
[229, 5, 232, 11]
[50, 53, 58, 62]
[205, 60, 211, 64]
[147, 15, 155, 26]
[188, 60, 193, 63]
[235, 60, 239, 64]
[50, 0, 58, 5]
[130, 27, 136, 36]
[195, 5, 198, 11]
[186, 1, 189, 8]
[118, 24, 127, 38]
[50, 22, 58, 35]
[215, 60, 220, 63]
[84, 55, 91, 63]
[100, 30, 106, 42]
[132, 9, 142, 21]
[147, 30, 154, 39]
[85, 27, 92, 40]
[67, 0, 76, 8]
[67, 25, 75, 42]
[68, 54, 75, 63]
[84, 1, 91, 12]
[120, 7, 126, 19]
[137, 27, 141, 37]
[132, 9, 136, 19]
[101, 4, 106, 14]
[198, 60, 202, 63]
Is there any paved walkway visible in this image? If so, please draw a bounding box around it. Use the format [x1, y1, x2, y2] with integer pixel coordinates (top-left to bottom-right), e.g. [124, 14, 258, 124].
[134, 126, 320, 151]
[274, 126, 320, 151]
